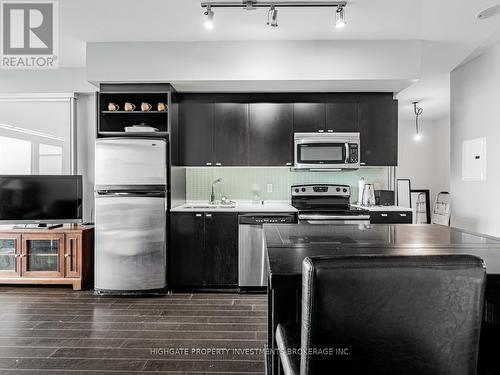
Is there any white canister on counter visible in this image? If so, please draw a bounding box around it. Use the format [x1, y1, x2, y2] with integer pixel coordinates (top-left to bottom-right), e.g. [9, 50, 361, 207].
[358, 177, 365, 204]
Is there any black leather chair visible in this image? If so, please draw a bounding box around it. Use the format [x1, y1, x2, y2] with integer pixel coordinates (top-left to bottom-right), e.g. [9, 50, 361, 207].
[276, 254, 486, 375]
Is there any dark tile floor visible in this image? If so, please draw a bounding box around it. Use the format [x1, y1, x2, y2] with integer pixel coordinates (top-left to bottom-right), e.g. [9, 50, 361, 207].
[0, 286, 267, 374]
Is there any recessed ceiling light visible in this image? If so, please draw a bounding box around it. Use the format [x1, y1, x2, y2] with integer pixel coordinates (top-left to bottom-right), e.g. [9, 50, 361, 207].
[204, 5, 214, 29]
[335, 6, 347, 28]
[476, 4, 500, 20]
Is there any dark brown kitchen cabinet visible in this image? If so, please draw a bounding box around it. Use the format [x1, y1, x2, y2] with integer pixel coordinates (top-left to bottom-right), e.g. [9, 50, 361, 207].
[177, 93, 398, 167]
[204, 213, 238, 285]
[326, 102, 358, 132]
[169, 212, 238, 287]
[358, 96, 398, 166]
[169, 213, 206, 286]
[293, 103, 325, 133]
[214, 103, 249, 166]
[249, 103, 293, 166]
[179, 102, 214, 166]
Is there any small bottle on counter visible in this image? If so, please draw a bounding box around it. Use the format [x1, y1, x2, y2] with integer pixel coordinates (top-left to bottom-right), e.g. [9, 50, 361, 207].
[251, 183, 261, 204]
[358, 177, 365, 205]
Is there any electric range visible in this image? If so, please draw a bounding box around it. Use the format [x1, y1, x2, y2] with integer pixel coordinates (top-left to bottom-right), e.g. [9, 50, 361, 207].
[291, 184, 370, 224]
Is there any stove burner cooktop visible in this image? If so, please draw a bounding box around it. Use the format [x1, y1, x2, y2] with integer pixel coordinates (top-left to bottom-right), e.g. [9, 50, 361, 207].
[291, 184, 369, 216]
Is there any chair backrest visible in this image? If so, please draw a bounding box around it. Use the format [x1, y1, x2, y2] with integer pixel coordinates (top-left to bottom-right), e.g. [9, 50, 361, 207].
[300, 254, 486, 375]
[432, 192, 451, 225]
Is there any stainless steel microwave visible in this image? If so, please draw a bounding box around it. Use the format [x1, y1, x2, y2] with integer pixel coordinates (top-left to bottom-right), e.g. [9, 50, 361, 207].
[294, 132, 360, 170]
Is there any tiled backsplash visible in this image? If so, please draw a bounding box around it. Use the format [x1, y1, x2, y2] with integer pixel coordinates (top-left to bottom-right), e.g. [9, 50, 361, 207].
[186, 167, 389, 203]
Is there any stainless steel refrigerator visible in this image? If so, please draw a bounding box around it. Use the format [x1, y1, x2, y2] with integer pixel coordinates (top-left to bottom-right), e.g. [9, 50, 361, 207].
[94, 138, 168, 294]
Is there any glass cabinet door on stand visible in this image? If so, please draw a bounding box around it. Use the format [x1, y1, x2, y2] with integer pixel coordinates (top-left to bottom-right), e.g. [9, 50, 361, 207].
[21, 234, 64, 277]
[0, 235, 21, 277]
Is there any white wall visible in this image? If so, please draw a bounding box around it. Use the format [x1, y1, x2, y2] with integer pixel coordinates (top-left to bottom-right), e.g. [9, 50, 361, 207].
[450, 43, 500, 236]
[397, 116, 450, 207]
[0, 67, 95, 93]
[86, 40, 422, 92]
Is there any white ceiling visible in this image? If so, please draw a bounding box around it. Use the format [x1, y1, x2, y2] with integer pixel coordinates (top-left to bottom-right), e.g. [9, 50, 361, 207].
[57, 0, 500, 119]
[60, 0, 425, 67]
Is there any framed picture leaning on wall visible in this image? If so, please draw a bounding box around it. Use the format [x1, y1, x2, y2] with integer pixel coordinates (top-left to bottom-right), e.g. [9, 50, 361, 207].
[411, 189, 431, 224]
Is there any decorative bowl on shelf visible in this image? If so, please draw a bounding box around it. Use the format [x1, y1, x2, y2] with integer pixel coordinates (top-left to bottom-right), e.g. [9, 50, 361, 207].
[124, 123, 159, 133]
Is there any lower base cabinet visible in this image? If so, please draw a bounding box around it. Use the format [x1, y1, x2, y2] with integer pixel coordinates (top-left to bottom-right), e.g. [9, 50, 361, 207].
[0, 226, 94, 290]
[170, 212, 238, 287]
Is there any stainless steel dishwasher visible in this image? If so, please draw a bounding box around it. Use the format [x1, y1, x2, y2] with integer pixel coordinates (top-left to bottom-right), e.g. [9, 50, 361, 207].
[238, 213, 297, 288]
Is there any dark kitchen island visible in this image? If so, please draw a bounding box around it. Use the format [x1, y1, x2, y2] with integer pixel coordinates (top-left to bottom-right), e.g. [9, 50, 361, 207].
[264, 223, 500, 375]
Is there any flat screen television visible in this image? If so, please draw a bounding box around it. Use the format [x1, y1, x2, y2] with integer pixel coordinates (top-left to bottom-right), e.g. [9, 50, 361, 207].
[0, 175, 82, 224]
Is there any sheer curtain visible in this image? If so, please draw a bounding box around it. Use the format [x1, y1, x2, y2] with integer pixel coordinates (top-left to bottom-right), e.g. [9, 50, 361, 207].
[0, 94, 75, 175]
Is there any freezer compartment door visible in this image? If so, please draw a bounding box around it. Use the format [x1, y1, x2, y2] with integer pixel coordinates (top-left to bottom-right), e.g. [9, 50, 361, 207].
[95, 195, 166, 291]
[95, 138, 167, 187]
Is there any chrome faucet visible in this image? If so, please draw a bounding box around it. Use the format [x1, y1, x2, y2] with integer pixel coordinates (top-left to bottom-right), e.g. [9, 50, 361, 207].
[210, 178, 222, 204]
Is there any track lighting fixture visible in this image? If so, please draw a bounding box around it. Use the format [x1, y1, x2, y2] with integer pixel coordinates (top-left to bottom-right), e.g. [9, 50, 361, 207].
[204, 5, 214, 29]
[413, 102, 423, 141]
[335, 6, 346, 28]
[267, 6, 278, 27]
[201, 1, 347, 29]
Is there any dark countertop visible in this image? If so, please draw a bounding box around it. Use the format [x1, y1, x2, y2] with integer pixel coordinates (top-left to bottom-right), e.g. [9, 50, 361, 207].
[265, 224, 500, 289]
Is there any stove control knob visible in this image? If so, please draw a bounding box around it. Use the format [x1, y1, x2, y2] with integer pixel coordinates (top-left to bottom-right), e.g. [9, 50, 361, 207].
[301, 188, 306, 192]
[343, 188, 348, 193]
[336, 187, 341, 192]
[294, 188, 299, 193]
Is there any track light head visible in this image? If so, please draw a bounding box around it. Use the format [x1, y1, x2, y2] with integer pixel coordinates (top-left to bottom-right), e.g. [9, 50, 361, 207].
[267, 6, 278, 27]
[335, 6, 346, 28]
[245, 0, 257, 11]
[204, 5, 214, 29]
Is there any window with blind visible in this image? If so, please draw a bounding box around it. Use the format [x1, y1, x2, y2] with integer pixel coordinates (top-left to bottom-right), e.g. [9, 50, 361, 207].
[0, 96, 75, 175]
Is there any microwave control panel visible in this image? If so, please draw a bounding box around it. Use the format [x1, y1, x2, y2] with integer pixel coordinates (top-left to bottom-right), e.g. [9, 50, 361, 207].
[348, 143, 359, 163]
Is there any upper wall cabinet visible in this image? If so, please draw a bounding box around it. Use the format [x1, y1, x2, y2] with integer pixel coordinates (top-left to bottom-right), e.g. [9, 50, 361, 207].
[179, 102, 250, 166]
[293, 102, 358, 133]
[293, 103, 326, 133]
[326, 102, 358, 132]
[179, 102, 214, 166]
[214, 103, 249, 166]
[249, 103, 293, 166]
[358, 96, 398, 166]
[177, 93, 398, 167]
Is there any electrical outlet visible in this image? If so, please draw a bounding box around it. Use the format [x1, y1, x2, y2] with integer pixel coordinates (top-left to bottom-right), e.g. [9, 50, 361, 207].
[267, 184, 273, 193]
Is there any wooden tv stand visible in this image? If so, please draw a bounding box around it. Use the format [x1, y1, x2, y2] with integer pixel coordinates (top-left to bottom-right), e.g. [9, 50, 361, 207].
[0, 225, 94, 290]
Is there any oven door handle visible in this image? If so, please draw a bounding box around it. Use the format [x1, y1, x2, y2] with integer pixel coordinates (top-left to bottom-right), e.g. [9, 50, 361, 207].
[298, 214, 370, 221]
